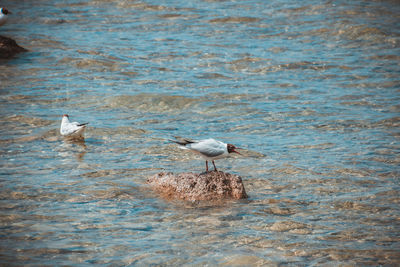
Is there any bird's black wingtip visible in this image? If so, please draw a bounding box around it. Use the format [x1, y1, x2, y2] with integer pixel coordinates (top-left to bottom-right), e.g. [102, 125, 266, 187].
[170, 136, 195, 146]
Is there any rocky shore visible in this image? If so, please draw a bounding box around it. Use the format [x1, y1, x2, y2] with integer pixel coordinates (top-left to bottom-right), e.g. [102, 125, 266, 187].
[147, 171, 248, 201]
[0, 35, 27, 58]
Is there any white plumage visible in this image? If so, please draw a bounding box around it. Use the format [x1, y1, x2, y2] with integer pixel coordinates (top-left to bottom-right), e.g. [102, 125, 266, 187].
[0, 8, 10, 27]
[60, 114, 88, 139]
[171, 137, 240, 172]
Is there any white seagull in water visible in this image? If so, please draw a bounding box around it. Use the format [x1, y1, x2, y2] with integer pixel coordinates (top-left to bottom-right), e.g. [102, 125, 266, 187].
[171, 137, 241, 172]
[0, 8, 11, 26]
[60, 114, 88, 139]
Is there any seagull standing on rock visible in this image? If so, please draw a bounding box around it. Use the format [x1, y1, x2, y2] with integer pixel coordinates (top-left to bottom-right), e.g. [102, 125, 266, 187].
[171, 137, 241, 172]
[60, 114, 88, 139]
[0, 8, 11, 26]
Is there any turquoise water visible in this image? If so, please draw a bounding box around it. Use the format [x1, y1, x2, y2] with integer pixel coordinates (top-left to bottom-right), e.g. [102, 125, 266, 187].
[1, 0, 399, 265]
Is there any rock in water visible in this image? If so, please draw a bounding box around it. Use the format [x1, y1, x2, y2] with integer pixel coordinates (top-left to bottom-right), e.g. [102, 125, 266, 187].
[0, 35, 27, 58]
[147, 171, 248, 201]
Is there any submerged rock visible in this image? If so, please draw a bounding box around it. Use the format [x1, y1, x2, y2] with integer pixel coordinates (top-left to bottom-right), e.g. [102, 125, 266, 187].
[147, 171, 248, 201]
[0, 35, 27, 58]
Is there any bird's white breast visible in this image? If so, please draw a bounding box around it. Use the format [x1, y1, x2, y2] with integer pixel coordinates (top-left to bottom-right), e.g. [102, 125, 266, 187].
[0, 13, 8, 26]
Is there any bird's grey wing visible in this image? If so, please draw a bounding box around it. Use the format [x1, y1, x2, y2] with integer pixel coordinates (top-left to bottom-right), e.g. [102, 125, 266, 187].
[62, 123, 84, 135]
[189, 142, 225, 158]
[70, 121, 84, 126]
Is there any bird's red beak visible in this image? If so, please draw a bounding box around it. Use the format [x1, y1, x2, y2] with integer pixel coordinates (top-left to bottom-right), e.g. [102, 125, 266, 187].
[233, 149, 241, 155]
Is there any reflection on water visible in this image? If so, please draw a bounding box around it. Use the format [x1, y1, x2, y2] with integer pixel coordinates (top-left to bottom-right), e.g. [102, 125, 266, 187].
[60, 138, 87, 161]
[1, 0, 399, 265]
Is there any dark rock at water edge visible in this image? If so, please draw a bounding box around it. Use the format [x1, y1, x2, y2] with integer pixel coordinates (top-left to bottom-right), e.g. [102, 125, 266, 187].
[147, 171, 248, 201]
[0, 35, 27, 59]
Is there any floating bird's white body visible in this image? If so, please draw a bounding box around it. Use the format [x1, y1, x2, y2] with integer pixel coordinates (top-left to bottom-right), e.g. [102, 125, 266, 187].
[60, 114, 88, 139]
[0, 8, 10, 27]
[171, 138, 240, 172]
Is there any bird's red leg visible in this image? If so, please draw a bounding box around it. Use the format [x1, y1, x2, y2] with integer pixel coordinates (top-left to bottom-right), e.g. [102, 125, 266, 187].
[206, 161, 208, 172]
[212, 160, 217, 172]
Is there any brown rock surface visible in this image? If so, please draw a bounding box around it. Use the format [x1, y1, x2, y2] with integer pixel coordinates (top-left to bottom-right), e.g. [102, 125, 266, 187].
[0, 35, 27, 58]
[147, 171, 248, 201]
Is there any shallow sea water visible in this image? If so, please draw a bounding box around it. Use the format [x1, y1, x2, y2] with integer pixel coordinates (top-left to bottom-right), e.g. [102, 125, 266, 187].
[1, 0, 399, 266]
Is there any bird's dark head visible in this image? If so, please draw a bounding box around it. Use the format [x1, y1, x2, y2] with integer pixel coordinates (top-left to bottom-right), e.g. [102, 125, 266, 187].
[62, 114, 69, 118]
[227, 144, 241, 155]
[2, 8, 10, 15]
